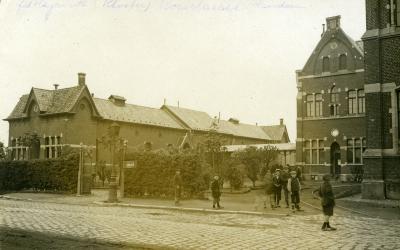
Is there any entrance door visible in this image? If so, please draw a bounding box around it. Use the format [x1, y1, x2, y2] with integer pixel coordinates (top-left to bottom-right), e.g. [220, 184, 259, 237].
[330, 142, 341, 177]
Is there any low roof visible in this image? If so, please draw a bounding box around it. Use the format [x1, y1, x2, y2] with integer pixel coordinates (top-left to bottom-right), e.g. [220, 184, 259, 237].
[261, 125, 288, 142]
[164, 105, 271, 140]
[223, 143, 296, 152]
[163, 105, 213, 131]
[94, 98, 183, 129]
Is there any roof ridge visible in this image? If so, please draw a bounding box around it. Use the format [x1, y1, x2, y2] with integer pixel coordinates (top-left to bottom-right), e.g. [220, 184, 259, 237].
[94, 97, 163, 111]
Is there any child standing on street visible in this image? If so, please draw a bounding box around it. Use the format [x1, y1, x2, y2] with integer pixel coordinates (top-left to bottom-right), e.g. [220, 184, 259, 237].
[287, 170, 302, 212]
[318, 174, 336, 231]
[264, 171, 275, 209]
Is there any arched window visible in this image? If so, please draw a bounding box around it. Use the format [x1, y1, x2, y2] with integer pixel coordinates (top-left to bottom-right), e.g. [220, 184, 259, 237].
[358, 89, 365, 113]
[322, 56, 330, 72]
[330, 86, 339, 103]
[315, 94, 323, 117]
[348, 90, 357, 114]
[306, 95, 314, 117]
[339, 54, 347, 70]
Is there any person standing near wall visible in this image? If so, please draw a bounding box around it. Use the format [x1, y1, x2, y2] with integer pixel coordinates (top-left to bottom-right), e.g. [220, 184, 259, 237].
[173, 170, 183, 206]
[317, 174, 336, 231]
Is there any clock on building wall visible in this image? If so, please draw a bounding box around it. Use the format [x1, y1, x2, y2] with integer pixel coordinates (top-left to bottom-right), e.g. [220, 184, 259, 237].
[331, 129, 339, 137]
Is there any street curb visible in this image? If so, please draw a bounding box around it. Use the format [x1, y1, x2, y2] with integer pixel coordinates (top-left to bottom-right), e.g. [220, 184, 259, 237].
[93, 201, 290, 217]
[0, 195, 32, 202]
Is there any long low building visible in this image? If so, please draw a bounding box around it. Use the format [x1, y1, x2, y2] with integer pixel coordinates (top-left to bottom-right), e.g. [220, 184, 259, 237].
[4, 73, 290, 161]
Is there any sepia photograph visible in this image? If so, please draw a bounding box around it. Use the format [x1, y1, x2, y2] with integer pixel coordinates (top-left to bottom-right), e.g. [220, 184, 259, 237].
[0, 0, 399, 249]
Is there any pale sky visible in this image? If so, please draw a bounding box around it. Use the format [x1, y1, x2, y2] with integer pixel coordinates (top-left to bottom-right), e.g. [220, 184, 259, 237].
[0, 0, 365, 145]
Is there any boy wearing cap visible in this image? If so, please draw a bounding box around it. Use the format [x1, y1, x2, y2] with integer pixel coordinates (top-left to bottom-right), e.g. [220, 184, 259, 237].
[287, 170, 302, 212]
[272, 169, 282, 207]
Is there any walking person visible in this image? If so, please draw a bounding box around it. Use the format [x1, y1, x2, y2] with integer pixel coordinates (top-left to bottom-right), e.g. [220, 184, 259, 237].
[317, 174, 337, 231]
[173, 170, 183, 206]
[287, 170, 302, 212]
[211, 175, 223, 209]
[280, 166, 290, 208]
[272, 169, 282, 207]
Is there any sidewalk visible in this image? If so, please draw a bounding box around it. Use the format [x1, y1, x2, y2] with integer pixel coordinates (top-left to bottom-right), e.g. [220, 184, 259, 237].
[2, 185, 398, 219]
[1, 188, 319, 216]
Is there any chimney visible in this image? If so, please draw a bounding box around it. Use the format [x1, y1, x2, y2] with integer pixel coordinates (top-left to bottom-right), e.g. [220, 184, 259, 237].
[326, 15, 341, 31]
[163, 98, 166, 105]
[321, 24, 325, 37]
[78, 72, 86, 86]
[280, 118, 284, 126]
[53, 84, 59, 90]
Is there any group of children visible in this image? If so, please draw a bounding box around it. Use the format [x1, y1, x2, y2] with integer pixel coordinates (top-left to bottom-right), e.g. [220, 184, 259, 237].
[264, 166, 302, 212]
[264, 166, 337, 231]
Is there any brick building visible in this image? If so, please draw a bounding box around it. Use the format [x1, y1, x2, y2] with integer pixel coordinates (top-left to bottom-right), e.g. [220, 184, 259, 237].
[296, 16, 366, 181]
[4, 73, 287, 162]
[362, 0, 400, 199]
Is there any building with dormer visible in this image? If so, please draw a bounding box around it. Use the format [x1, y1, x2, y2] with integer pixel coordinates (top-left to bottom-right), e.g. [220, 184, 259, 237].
[4, 73, 289, 161]
[296, 16, 366, 180]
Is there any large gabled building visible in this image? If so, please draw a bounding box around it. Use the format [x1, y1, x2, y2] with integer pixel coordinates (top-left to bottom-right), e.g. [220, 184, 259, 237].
[4, 73, 288, 161]
[296, 16, 366, 181]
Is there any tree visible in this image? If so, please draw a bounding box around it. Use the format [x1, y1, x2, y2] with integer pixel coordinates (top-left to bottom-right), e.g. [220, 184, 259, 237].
[234, 146, 261, 188]
[259, 145, 279, 178]
[221, 157, 244, 191]
[199, 124, 226, 176]
[234, 145, 279, 188]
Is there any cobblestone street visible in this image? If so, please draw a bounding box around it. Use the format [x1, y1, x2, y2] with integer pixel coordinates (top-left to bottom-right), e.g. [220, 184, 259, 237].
[1, 199, 399, 249]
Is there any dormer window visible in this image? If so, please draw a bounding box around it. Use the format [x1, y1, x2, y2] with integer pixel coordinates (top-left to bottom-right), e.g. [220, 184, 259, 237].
[322, 57, 330, 72]
[108, 95, 126, 106]
[339, 54, 347, 70]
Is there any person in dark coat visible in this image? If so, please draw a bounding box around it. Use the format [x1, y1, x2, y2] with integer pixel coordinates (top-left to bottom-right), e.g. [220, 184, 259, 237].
[173, 170, 183, 205]
[263, 171, 275, 209]
[211, 175, 222, 209]
[287, 170, 302, 212]
[272, 169, 282, 207]
[280, 166, 290, 208]
[318, 174, 336, 231]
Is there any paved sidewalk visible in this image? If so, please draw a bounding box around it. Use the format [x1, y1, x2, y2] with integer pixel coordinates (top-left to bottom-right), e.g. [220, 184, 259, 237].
[1, 188, 321, 216]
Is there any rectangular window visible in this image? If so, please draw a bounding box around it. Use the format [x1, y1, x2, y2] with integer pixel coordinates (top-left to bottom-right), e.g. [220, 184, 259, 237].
[355, 139, 362, 163]
[397, 0, 400, 26]
[305, 139, 324, 164]
[315, 94, 323, 117]
[319, 141, 324, 164]
[306, 95, 314, 117]
[358, 90, 365, 113]
[347, 139, 354, 163]
[347, 138, 364, 164]
[348, 90, 357, 114]
[44, 136, 62, 159]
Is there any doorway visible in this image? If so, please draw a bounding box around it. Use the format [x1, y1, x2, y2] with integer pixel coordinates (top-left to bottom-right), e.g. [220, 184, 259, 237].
[330, 142, 341, 177]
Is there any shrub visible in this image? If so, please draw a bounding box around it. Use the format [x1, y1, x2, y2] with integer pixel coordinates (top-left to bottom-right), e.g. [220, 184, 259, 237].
[124, 151, 208, 198]
[0, 153, 79, 193]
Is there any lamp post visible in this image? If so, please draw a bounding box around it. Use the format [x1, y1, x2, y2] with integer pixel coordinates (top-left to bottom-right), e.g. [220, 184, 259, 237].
[108, 122, 120, 203]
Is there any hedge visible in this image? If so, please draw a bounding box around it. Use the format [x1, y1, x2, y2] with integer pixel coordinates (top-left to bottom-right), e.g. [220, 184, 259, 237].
[124, 151, 209, 198]
[0, 154, 79, 193]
